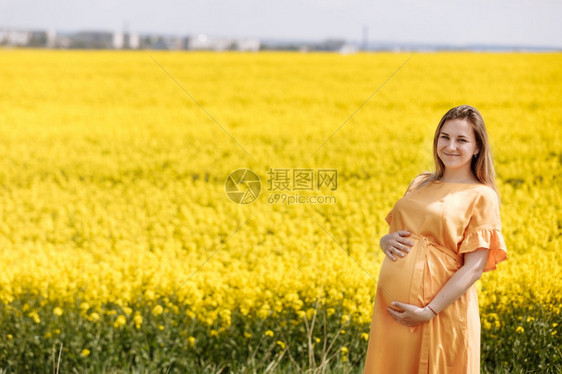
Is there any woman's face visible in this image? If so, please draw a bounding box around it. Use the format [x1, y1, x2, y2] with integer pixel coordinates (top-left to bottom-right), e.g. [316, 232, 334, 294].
[437, 118, 479, 173]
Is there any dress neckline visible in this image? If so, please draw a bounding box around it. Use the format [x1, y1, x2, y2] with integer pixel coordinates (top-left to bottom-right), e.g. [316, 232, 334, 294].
[432, 180, 482, 186]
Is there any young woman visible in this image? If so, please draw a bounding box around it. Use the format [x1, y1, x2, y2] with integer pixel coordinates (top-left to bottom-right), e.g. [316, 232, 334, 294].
[363, 105, 508, 373]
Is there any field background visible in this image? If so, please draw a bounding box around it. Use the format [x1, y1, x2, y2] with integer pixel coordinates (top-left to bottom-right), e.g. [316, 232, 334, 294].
[0, 50, 560, 372]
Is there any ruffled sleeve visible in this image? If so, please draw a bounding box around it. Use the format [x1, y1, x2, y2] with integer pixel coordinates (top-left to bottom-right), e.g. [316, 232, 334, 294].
[458, 188, 508, 272]
[385, 209, 393, 225]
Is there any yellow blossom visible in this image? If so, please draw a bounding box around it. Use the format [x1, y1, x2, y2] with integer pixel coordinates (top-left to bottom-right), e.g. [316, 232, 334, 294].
[133, 314, 143, 329]
[153, 305, 163, 317]
[113, 315, 127, 329]
[88, 312, 100, 322]
[306, 308, 316, 320]
[188, 336, 196, 347]
[28, 312, 40, 324]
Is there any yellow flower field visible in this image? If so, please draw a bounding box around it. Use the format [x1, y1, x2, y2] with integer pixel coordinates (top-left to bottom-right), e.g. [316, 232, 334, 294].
[0, 49, 560, 372]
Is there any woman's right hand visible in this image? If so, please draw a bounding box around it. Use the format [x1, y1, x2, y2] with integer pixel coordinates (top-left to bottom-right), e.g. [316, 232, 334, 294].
[380, 231, 414, 261]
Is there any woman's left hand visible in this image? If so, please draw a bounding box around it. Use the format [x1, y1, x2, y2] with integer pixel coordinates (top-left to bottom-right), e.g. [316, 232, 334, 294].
[386, 301, 434, 326]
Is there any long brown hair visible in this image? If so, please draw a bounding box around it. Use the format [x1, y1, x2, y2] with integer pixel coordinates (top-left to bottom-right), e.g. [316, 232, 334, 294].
[408, 105, 501, 203]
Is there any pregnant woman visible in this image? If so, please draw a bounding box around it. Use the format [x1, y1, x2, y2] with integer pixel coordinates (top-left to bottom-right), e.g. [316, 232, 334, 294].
[363, 105, 508, 373]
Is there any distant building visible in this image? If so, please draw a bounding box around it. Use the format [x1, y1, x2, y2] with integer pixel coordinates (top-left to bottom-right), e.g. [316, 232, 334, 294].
[113, 31, 124, 49]
[235, 38, 261, 52]
[53, 33, 72, 48]
[339, 44, 359, 54]
[28, 31, 48, 46]
[0, 28, 59, 48]
[314, 39, 346, 51]
[153, 39, 168, 50]
[184, 34, 260, 51]
[129, 33, 140, 49]
[0, 28, 32, 46]
[0, 27, 260, 51]
[112, 30, 140, 49]
[46, 29, 57, 48]
[272, 38, 348, 53]
[185, 34, 232, 51]
[145, 35, 182, 50]
[71, 31, 113, 49]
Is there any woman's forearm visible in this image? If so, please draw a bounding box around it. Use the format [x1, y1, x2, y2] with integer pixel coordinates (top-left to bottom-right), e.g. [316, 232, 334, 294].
[426, 265, 481, 314]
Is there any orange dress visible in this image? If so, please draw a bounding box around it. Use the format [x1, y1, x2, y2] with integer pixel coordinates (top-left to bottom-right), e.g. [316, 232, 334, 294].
[364, 177, 508, 373]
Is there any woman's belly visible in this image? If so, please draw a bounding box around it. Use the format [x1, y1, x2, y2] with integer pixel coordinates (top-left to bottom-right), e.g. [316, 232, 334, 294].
[377, 239, 420, 311]
[376, 233, 462, 311]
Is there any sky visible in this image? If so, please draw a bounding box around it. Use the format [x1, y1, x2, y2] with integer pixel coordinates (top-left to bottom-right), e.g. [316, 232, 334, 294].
[1, 0, 561, 47]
